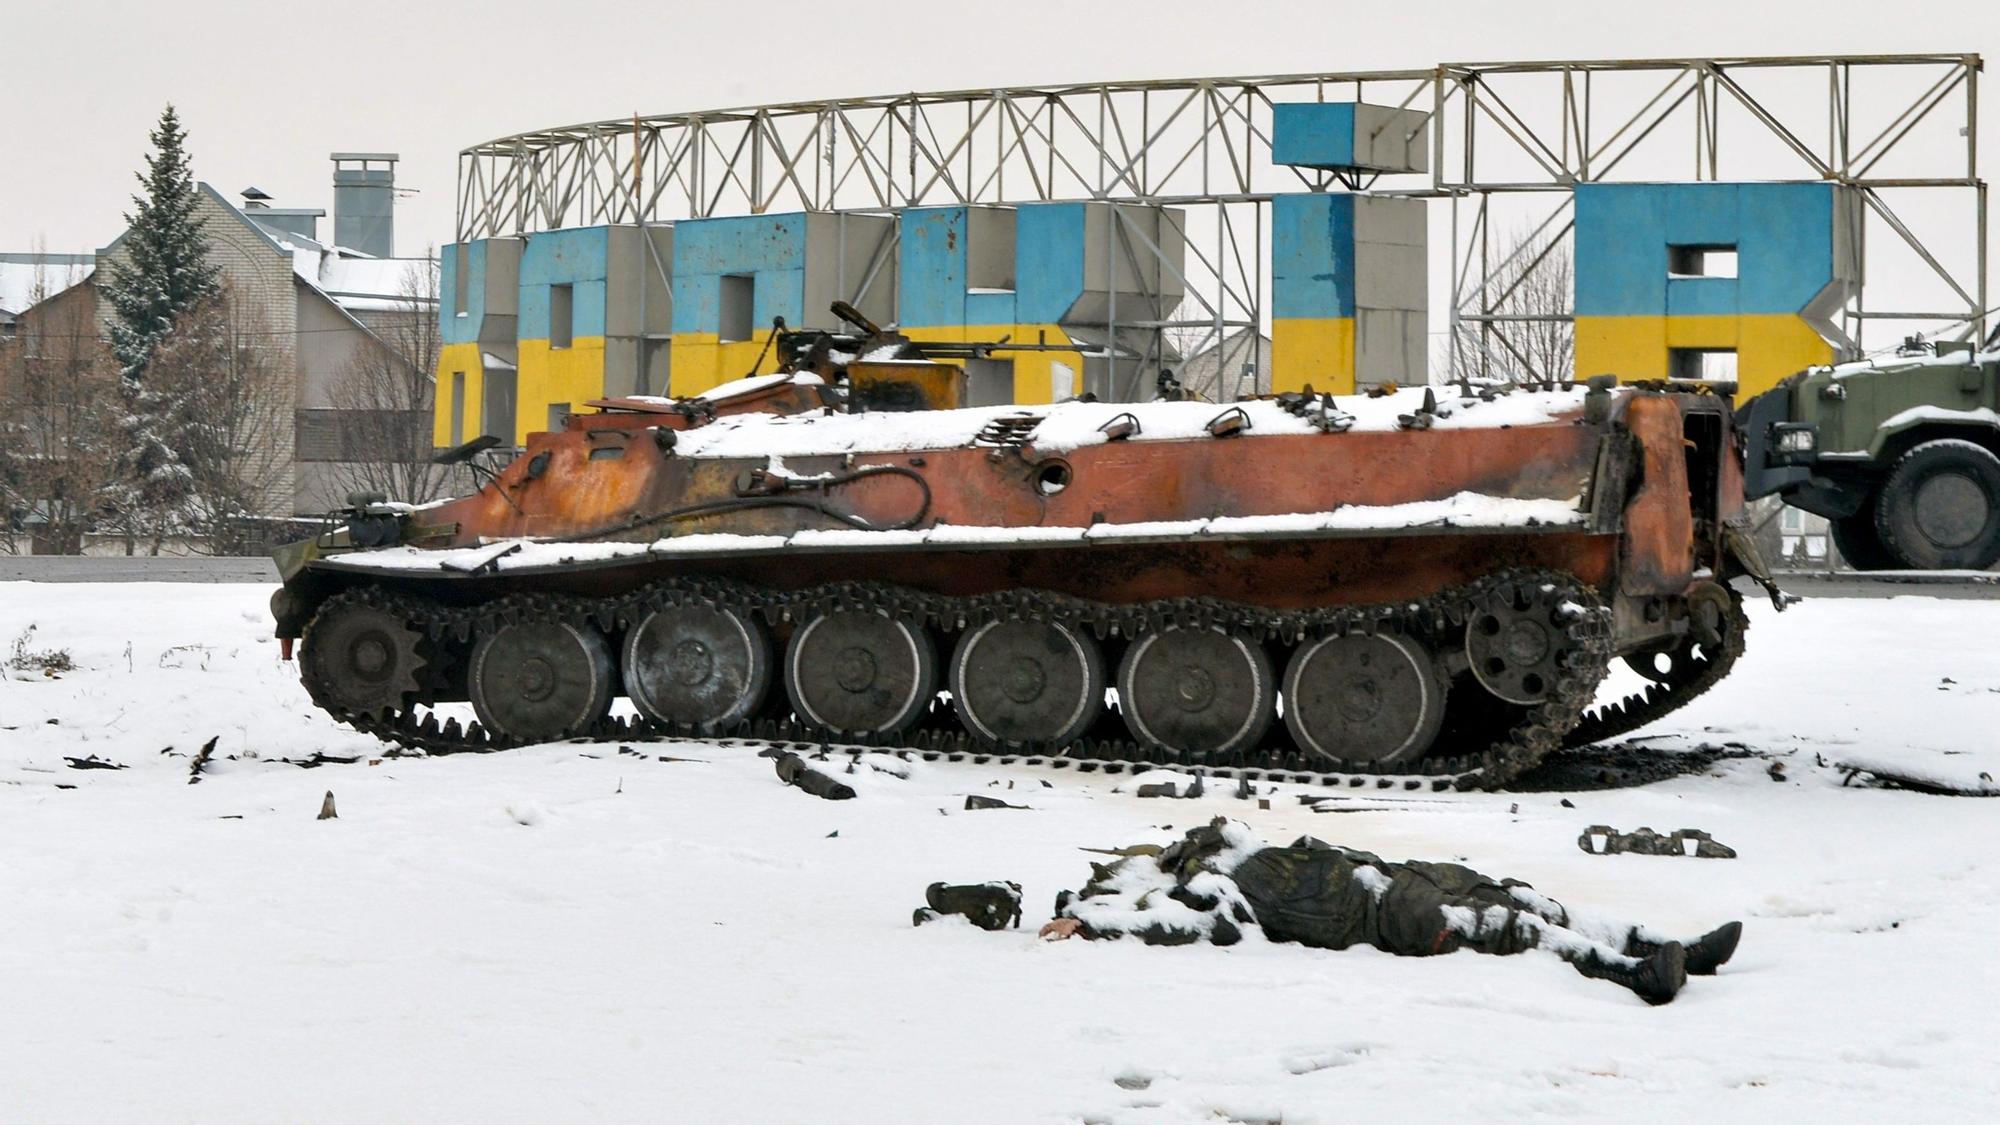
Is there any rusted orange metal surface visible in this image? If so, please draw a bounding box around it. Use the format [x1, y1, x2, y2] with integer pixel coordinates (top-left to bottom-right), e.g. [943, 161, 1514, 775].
[1616, 394, 1697, 595]
[286, 366, 1755, 648]
[458, 533, 1622, 612]
[416, 410, 1604, 549]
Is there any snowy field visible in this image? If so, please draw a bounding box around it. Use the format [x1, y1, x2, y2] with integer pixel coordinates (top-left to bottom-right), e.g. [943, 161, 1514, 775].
[3, 581, 1998, 1123]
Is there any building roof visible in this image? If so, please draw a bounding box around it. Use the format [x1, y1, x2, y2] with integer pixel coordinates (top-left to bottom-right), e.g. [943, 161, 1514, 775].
[265, 227, 431, 313]
[213, 186, 431, 314]
[0, 254, 94, 316]
[73, 183, 432, 324]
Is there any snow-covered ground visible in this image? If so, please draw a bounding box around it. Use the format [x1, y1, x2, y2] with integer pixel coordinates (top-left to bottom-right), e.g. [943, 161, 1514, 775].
[2, 582, 1997, 1123]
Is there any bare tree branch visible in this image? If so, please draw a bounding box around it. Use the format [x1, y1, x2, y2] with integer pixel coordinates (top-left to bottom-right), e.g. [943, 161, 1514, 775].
[143, 283, 295, 555]
[323, 256, 456, 505]
[1440, 227, 1575, 385]
[0, 264, 122, 555]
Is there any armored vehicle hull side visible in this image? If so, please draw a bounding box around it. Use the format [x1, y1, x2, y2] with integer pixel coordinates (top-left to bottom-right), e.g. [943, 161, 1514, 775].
[275, 379, 1768, 789]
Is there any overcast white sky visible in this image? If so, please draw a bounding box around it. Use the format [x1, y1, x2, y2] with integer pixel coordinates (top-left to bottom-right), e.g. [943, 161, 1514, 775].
[5, 0, 1995, 278]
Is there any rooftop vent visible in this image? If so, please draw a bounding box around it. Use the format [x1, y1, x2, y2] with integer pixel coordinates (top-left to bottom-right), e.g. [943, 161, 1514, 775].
[238, 186, 325, 242]
[331, 153, 398, 257]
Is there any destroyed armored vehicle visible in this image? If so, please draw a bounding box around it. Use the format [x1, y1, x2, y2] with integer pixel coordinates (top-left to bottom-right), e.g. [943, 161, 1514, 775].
[272, 320, 1774, 789]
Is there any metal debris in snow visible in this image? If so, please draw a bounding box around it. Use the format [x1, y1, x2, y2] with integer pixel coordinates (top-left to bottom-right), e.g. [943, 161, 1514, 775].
[1578, 825, 1737, 858]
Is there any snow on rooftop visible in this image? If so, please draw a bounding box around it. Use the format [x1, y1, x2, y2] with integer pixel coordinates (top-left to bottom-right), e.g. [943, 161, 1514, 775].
[266, 225, 431, 314]
[0, 260, 92, 314]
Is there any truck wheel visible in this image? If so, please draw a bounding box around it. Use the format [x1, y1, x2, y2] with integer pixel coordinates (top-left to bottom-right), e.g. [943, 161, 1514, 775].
[1830, 503, 1898, 571]
[1874, 439, 2000, 570]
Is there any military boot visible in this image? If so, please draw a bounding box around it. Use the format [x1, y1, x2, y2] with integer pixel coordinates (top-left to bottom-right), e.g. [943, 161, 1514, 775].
[1571, 941, 1687, 1005]
[914, 881, 1023, 931]
[1627, 921, 1742, 976]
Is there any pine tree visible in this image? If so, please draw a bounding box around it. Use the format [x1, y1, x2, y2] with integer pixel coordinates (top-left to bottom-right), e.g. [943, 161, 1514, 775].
[100, 105, 222, 551]
[103, 104, 219, 380]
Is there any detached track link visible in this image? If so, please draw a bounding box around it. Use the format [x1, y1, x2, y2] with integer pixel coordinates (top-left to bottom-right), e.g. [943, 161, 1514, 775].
[1561, 590, 1747, 749]
[304, 569, 1614, 792]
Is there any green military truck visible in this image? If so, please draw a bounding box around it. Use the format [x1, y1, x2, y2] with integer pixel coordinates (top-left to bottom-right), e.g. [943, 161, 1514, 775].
[1739, 338, 2000, 571]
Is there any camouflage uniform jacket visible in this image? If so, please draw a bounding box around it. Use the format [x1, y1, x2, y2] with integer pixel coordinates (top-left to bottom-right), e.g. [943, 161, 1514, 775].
[1058, 817, 1541, 956]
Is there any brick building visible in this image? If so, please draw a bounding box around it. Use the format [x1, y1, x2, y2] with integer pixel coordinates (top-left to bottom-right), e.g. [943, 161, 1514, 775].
[4, 156, 436, 535]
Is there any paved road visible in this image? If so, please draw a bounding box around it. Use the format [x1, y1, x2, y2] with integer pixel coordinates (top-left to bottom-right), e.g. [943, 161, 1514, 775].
[2, 555, 1995, 598]
[1764, 569, 2000, 600]
[0, 556, 279, 583]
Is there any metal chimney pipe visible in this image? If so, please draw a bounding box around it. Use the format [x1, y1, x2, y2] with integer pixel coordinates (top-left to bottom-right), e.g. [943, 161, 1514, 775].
[331, 153, 398, 256]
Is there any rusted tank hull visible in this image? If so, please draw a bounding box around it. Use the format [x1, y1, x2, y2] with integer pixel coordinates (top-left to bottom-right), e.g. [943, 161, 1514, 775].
[276, 380, 1760, 789]
[311, 528, 1620, 611]
[398, 410, 1607, 547]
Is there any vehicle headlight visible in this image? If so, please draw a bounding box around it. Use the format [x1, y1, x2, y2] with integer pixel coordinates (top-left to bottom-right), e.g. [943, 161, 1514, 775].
[1775, 427, 1816, 454]
[1769, 423, 1818, 464]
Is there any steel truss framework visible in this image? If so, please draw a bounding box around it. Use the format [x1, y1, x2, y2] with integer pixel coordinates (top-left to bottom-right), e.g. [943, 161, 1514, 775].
[457, 54, 1984, 396]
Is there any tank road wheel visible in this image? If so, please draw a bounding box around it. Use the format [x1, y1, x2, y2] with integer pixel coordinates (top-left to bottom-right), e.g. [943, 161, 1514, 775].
[1873, 439, 2000, 570]
[468, 618, 617, 744]
[622, 603, 772, 734]
[1117, 625, 1275, 759]
[300, 594, 426, 718]
[785, 610, 938, 737]
[1282, 633, 1446, 766]
[1464, 581, 1576, 705]
[949, 618, 1105, 750]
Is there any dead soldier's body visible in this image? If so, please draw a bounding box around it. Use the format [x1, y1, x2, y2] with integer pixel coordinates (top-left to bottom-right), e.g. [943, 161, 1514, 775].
[1037, 818, 1741, 1005]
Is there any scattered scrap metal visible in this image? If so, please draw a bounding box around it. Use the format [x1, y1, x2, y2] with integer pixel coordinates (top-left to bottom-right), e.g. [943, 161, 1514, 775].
[1836, 762, 1999, 797]
[185, 736, 220, 785]
[1135, 776, 1205, 800]
[771, 751, 855, 800]
[1273, 386, 1355, 433]
[1578, 825, 1737, 858]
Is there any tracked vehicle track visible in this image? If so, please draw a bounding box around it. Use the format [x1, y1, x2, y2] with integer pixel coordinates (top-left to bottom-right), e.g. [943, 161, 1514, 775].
[1563, 589, 1747, 748]
[303, 568, 1615, 791]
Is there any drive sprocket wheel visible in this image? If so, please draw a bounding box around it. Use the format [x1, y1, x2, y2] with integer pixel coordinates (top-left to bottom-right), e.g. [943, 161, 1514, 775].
[1563, 585, 1747, 748]
[1283, 632, 1446, 766]
[299, 590, 427, 718]
[1464, 580, 1577, 704]
[468, 615, 617, 744]
[1117, 624, 1275, 759]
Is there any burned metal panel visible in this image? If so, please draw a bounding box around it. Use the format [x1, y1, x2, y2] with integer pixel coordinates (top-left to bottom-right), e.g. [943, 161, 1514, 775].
[848, 361, 966, 412]
[401, 400, 1607, 550]
[1616, 395, 1697, 595]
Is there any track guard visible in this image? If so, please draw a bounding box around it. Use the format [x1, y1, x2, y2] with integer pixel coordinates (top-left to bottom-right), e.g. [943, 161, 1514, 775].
[1722, 522, 1795, 611]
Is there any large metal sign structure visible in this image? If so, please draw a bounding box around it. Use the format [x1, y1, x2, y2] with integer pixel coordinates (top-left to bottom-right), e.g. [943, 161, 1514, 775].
[439, 54, 1983, 444]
